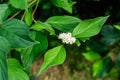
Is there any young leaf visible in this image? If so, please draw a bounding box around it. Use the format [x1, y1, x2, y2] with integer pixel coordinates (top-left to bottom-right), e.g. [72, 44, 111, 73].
[8, 59, 29, 80]
[9, 0, 28, 10]
[72, 16, 109, 38]
[37, 45, 66, 76]
[31, 21, 55, 35]
[0, 36, 10, 80]
[46, 16, 81, 32]
[82, 51, 101, 61]
[0, 19, 35, 48]
[21, 31, 48, 73]
[24, 11, 32, 26]
[51, 0, 76, 13]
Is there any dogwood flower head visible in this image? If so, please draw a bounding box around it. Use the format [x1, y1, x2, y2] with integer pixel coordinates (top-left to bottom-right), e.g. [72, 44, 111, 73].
[58, 32, 76, 44]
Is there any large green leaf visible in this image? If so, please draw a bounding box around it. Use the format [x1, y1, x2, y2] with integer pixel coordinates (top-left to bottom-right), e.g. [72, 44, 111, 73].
[72, 16, 109, 38]
[0, 19, 35, 48]
[0, 4, 9, 23]
[46, 16, 81, 32]
[0, 36, 10, 80]
[0, 36, 10, 55]
[9, 0, 28, 10]
[21, 31, 48, 73]
[8, 59, 29, 80]
[82, 51, 101, 61]
[51, 0, 76, 13]
[37, 45, 66, 76]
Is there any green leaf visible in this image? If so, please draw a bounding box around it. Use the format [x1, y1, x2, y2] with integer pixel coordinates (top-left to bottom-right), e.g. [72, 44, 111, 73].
[82, 51, 101, 61]
[24, 11, 32, 26]
[0, 36, 10, 80]
[114, 25, 120, 30]
[9, 0, 28, 10]
[21, 31, 48, 73]
[51, 0, 76, 13]
[0, 4, 9, 23]
[0, 19, 35, 48]
[101, 25, 120, 46]
[31, 21, 55, 35]
[46, 16, 81, 32]
[72, 16, 109, 38]
[0, 53, 8, 80]
[37, 45, 66, 76]
[93, 60, 103, 76]
[8, 59, 29, 80]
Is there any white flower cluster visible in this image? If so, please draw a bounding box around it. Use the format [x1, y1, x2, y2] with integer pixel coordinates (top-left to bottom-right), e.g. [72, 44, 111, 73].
[58, 32, 76, 44]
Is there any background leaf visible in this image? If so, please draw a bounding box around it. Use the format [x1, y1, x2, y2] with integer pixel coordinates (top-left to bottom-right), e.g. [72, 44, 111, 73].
[8, 59, 29, 80]
[0, 36, 10, 80]
[82, 51, 101, 61]
[93, 60, 103, 76]
[72, 16, 109, 38]
[9, 0, 28, 10]
[0, 19, 35, 48]
[51, 0, 76, 13]
[100, 25, 120, 46]
[93, 57, 114, 77]
[21, 31, 48, 73]
[46, 16, 81, 32]
[37, 45, 66, 76]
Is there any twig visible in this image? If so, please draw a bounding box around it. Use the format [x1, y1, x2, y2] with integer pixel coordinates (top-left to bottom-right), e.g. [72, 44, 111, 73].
[28, 0, 37, 8]
[21, 11, 27, 20]
[32, 0, 39, 23]
[8, 11, 21, 20]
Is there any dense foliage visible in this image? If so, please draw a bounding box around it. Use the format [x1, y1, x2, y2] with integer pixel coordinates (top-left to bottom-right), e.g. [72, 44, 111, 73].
[0, 0, 120, 80]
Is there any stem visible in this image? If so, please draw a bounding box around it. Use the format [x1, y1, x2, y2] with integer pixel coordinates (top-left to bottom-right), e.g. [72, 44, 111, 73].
[21, 11, 27, 20]
[8, 11, 21, 20]
[32, 0, 39, 23]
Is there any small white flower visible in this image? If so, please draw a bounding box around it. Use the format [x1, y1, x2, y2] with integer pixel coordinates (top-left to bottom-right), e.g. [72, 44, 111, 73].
[58, 32, 76, 44]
